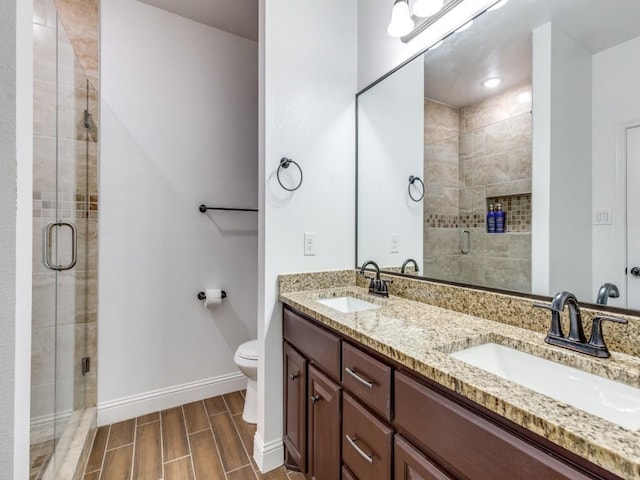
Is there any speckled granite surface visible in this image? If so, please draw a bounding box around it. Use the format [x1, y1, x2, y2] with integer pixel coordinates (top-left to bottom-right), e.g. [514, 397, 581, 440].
[355, 271, 640, 357]
[279, 279, 640, 479]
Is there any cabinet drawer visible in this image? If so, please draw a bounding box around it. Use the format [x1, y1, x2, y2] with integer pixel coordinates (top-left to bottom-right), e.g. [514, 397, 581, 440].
[394, 372, 594, 480]
[342, 342, 392, 420]
[342, 393, 393, 480]
[342, 466, 357, 480]
[394, 435, 453, 480]
[283, 307, 341, 380]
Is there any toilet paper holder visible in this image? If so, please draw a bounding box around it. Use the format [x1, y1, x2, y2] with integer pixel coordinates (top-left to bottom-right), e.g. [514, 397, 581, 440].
[197, 290, 227, 301]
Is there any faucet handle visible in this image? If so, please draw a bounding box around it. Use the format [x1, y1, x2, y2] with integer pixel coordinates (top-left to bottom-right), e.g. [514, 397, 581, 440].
[588, 315, 628, 353]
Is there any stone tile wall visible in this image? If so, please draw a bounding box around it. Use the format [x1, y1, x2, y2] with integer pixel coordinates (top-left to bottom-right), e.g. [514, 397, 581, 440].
[424, 83, 532, 292]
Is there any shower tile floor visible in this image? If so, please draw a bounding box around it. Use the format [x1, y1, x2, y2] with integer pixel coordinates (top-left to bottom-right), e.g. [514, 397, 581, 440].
[84, 391, 304, 480]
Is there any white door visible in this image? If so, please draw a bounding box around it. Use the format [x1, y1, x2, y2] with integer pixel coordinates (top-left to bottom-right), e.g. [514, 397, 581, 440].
[627, 126, 640, 309]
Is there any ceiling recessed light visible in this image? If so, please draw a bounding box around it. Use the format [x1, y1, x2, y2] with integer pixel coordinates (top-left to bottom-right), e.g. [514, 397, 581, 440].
[483, 77, 502, 88]
[428, 40, 444, 51]
[455, 20, 473, 33]
[488, 0, 510, 11]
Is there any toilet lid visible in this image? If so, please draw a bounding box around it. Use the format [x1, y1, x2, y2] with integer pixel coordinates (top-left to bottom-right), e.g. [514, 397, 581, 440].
[237, 340, 258, 360]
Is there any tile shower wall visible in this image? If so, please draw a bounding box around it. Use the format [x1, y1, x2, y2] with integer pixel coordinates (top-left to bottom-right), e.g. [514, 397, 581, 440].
[31, 0, 99, 476]
[424, 83, 532, 292]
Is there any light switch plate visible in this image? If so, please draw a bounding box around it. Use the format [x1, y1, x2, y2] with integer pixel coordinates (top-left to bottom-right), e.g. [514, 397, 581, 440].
[390, 233, 400, 253]
[593, 209, 612, 225]
[304, 232, 316, 256]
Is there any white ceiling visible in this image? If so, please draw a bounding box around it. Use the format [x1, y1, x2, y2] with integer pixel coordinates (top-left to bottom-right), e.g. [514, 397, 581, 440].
[137, 0, 258, 41]
[423, 0, 640, 107]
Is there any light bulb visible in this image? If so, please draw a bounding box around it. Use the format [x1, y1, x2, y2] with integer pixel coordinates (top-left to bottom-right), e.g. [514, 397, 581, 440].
[413, 0, 445, 18]
[483, 77, 502, 88]
[455, 19, 473, 33]
[387, 0, 415, 38]
[488, 0, 510, 11]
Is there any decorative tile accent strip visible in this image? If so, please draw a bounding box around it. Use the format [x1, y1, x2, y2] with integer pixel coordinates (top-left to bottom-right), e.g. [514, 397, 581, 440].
[424, 213, 485, 228]
[487, 193, 531, 233]
[33, 191, 98, 219]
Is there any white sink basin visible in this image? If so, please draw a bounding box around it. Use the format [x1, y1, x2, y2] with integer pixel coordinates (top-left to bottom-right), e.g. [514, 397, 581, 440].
[451, 343, 640, 430]
[315, 296, 380, 313]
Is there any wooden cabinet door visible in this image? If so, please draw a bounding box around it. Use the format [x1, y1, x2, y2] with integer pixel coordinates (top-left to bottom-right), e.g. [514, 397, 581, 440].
[308, 365, 342, 480]
[284, 342, 307, 472]
[394, 435, 453, 480]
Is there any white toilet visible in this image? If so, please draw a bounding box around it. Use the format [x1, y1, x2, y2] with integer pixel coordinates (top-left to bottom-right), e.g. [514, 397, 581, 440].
[234, 340, 258, 424]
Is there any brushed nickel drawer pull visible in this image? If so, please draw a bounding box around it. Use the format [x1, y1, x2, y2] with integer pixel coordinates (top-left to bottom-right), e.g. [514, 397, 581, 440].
[345, 367, 373, 389]
[345, 435, 374, 464]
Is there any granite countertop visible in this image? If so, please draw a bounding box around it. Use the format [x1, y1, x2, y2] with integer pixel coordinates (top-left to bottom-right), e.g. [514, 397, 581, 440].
[279, 285, 640, 479]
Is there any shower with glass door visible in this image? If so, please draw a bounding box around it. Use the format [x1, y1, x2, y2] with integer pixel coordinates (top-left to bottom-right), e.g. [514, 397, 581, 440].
[31, 0, 99, 477]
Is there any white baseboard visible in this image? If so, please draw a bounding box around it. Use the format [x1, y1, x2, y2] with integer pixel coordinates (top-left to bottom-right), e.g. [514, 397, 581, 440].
[253, 431, 284, 473]
[97, 372, 247, 426]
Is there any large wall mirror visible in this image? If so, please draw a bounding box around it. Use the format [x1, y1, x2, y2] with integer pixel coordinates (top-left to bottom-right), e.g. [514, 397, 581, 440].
[357, 0, 640, 312]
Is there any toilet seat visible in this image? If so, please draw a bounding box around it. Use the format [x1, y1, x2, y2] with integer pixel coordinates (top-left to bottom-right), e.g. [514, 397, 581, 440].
[236, 340, 258, 361]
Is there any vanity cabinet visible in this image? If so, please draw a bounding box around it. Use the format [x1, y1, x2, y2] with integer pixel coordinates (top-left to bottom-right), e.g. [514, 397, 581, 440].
[394, 435, 453, 480]
[283, 305, 620, 480]
[308, 366, 341, 480]
[283, 307, 342, 479]
[284, 342, 307, 472]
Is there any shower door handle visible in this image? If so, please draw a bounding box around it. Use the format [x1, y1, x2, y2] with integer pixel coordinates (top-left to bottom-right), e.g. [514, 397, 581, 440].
[43, 221, 77, 271]
[460, 229, 471, 254]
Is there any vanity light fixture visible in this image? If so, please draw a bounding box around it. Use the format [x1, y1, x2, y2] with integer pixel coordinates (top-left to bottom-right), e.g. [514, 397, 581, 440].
[413, 0, 445, 18]
[483, 77, 502, 88]
[393, 0, 502, 44]
[387, 0, 415, 38]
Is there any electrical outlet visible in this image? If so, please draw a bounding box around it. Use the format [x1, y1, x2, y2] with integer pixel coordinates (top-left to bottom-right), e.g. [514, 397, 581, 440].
[304, 232, 316, 256]
[593, 209, 612, 225]
[390, 233, 400, 253]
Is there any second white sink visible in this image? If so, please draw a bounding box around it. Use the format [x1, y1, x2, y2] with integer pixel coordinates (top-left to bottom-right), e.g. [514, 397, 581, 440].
[315, 296, 380, 313]
[451, 343, 640, 430]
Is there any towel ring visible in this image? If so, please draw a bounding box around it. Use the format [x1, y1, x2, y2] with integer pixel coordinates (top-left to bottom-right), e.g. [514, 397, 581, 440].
[408, 176, 424, 202]
[277, 157, 303, 192]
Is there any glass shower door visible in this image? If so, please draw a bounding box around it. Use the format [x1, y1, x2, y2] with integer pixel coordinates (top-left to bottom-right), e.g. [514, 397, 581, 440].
[31, 0, 96, 477]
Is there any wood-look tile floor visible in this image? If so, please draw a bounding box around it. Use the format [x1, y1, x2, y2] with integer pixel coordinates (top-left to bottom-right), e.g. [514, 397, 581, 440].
[84, 391, 304, 480]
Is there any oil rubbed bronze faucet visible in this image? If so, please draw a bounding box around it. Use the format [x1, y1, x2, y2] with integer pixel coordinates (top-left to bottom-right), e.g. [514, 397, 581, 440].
[534, 291, 627, 358]
[359, 260, 391, 297]
[401, 258, 419, 274]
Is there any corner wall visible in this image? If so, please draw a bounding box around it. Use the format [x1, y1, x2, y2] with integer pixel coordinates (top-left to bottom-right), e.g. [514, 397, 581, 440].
[257, 0, 357, 471]
[99, 0, 258, 424]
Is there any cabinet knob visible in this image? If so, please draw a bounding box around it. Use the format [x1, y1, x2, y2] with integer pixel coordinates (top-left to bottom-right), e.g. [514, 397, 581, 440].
[310, 395, 320, 405]
[289, 373, 298, 380]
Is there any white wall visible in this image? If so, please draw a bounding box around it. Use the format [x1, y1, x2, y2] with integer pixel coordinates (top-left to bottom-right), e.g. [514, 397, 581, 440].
[0, 0, 33, 477]
[357, 57, 424, 268]
[99, 0, 258, 424]
[358, 0, 496, 90]
[532, 22, 592, 300]
[592, 36, 640, 308]
[256, 0, 357, 471]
